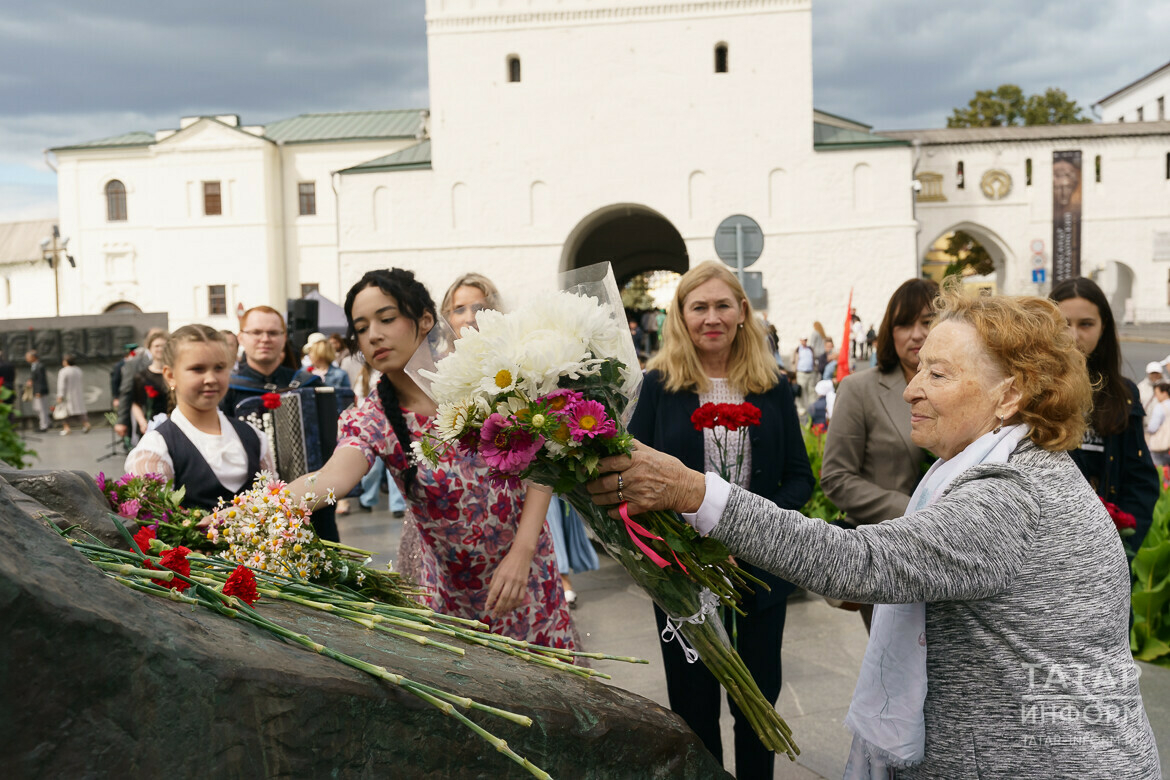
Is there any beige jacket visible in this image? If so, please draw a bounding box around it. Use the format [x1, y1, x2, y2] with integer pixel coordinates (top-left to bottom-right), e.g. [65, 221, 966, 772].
[821, 365, 927, 526]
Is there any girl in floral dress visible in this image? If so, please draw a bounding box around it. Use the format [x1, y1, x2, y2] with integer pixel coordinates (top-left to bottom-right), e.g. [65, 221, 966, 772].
[291, 268, 574, 648]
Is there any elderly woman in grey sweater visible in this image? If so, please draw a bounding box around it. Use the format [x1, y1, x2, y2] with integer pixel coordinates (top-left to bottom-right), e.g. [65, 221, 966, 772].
[591, 287, 1160, 779]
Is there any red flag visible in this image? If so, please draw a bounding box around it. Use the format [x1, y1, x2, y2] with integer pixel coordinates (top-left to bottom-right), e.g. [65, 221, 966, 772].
[836, 289, 853, 382]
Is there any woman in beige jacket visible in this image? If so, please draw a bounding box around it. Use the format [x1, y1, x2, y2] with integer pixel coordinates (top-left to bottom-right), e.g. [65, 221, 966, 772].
[820, 278, 937, 630]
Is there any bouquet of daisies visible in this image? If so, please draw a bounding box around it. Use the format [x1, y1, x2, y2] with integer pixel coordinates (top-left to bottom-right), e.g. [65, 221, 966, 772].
[411, 263, 798, 759]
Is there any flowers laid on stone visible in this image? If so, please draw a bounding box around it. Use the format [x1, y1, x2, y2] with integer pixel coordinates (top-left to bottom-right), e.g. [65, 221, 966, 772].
[58, 515, 644, 779]
[414, 288, 799, 760]
[97, 471, 211, 550]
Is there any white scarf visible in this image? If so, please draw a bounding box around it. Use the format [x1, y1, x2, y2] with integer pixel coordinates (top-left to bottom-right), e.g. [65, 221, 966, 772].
[842, 424, 1028, 779]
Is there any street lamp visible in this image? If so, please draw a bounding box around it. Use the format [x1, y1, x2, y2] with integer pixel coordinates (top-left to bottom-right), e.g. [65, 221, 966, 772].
[40, 225, 75, 317]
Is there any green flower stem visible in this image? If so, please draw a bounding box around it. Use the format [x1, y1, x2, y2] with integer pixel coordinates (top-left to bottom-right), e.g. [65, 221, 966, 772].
[95, 561, 173, 580]
[112, 576, 200, 604]
[404, 680, 534, 726]
[371, 623, 466, 656]
[403, 683, 550, 780]
[319, 539, 376, 556]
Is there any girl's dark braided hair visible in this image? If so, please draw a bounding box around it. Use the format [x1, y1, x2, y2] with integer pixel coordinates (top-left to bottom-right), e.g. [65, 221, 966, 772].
[343, 268, 437, 496]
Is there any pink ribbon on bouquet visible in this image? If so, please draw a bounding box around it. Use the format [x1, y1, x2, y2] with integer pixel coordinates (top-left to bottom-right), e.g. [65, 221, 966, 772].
[619, 503, 688, 574]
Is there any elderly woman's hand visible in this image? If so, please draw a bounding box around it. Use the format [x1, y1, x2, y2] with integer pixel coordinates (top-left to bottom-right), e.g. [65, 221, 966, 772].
[586, 439, 707, 518]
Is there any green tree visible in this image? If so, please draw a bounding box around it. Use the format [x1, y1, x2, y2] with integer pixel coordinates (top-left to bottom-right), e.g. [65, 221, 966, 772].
[1023, 87, 1093, 126]
[942, 230, 995, 278]
[947, 84, 1091, 127]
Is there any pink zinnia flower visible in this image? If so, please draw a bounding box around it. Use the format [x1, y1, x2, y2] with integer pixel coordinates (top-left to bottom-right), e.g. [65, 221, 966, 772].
[95, 472, 107, 492]
[541, 389, 584, 414]
[116, 473, 134, 487]
[479, 413, 544, 474]
[567, 400, 616, 440]
[118, 498, 141, 520]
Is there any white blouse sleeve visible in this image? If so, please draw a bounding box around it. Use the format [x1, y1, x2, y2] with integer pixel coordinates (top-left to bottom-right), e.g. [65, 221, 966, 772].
[123, 430, 175, 481]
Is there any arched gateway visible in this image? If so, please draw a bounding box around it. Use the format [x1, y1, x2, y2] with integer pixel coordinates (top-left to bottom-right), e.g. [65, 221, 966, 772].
[560, 204, 688, 286]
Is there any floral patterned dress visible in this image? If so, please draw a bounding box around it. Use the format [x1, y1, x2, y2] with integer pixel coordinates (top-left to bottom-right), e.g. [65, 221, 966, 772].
[337, 391, 575, 649]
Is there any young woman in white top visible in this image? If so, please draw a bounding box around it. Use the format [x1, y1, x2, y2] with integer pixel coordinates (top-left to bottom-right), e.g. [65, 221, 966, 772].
[124, 325, 274, 511]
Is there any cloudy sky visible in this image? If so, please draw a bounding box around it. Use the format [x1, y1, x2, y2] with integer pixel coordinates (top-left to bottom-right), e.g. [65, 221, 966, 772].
[3, 0, 1168, 222]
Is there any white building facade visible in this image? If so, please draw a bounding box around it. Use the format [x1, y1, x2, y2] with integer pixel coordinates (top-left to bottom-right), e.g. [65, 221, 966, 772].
[1095, 60, 1170, 124]
[884, 122, 1170, 321]
[50, 111, 424, 329]
[40, 0, 1170, 338]
[336, 0, 919, 341]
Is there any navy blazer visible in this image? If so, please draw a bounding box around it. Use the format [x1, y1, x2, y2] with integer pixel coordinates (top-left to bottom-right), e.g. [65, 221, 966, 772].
[628, 369, 815, 609]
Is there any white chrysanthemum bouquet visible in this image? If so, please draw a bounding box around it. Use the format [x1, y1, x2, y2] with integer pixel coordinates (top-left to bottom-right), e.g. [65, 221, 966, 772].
[411, 270, 798, 759]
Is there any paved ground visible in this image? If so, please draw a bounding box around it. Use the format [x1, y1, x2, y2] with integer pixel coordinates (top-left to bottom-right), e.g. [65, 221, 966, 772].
[29, 423, 1170, 779]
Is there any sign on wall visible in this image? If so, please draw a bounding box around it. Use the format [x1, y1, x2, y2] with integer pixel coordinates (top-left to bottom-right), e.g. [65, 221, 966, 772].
[1052, 151, 1082, 282]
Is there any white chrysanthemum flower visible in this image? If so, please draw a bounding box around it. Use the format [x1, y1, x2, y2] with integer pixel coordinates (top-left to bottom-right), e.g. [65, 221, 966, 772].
[434, 400, 478, 440]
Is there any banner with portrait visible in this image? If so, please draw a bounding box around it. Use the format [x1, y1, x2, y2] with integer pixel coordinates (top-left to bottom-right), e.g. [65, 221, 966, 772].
[1052, 150, 1082, 282]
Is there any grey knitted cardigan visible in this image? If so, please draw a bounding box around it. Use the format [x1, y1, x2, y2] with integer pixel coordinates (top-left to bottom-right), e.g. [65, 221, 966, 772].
[714, 441, 1160, 779]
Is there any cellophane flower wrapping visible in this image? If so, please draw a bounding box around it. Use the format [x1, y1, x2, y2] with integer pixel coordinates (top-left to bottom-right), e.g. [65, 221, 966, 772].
[409, 261, 797, 758]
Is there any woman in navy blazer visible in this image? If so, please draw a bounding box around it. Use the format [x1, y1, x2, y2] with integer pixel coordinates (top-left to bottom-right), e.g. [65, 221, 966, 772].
[627, 261, 813, 778]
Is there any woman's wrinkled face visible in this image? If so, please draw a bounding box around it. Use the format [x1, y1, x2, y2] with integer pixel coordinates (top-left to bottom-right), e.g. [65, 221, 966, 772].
[892, 304, 934, 373]
[447, 285, 489, 335]
[351, 286, 432, 375]
[682, 278, 746, 362]
[903, 320, 1008, 460]
[1057, 297, 1102, 357]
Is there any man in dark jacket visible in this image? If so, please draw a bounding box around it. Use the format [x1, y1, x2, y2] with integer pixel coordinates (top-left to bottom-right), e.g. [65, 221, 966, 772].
[221, 306, 319, 417]
[25, 350, 49, 431]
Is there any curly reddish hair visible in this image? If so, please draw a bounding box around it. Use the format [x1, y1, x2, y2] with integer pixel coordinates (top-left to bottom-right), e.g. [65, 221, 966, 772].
[934, 283, 1090, 451]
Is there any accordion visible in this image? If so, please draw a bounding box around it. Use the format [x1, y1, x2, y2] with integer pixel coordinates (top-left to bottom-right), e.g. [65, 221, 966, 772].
[236, 386, 356, 482]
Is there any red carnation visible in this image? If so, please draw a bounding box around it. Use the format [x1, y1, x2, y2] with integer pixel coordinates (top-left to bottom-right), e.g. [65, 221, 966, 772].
[223, 565, 260, 606]
[811, 422, 828, 436]
[691, 403, 719, 431]
[738, 402, 761, 427]
[132, 525, 157, 555]
[155, 546, 192, 591]
[1101, 498, 1137, 534]
[144, 384, 159, 399]
[261, 392, 282, 410]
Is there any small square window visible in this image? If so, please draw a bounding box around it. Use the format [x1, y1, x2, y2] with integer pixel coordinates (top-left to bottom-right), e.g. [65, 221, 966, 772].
[204, 181, 222, 216]
[300, 283, 319, 297]
[298, 182, 316, 216]
[208, 284, 227, 315]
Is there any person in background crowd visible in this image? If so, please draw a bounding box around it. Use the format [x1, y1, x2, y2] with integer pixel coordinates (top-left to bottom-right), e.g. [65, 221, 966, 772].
[286, 269, 575, 650]
[131, 330, 169, 435]
[440, 272, 500, 335]
[303, 333, 352, 390]
[822, 337, 838, 380]
[1144, 382, 1170, 468]
[0, 349, 15, 394]
[595, 287, 1161, 780]
[109, 343, 136, 415]
[221, 306, 317, 417]
[116, 329, 166, 441]
[331, 332, 364, 389]
[25, 349, 49, 432]
[1050, 277, 1159, 550]
[850, 309, 866, 359]
[793, 337, 816, 413]
[630, 260, 813, 778]
[821, 277, 938, 631]
[125, 326, 274, 511]
[641, 307, 660, 353]
[628, 314, 644, 355]
[55, 354, 89, 435]
[1137, 360, 1165, 416]
[219, 330, 240, 372]
[865, 325, 877, 360]
[809, 378, 836, 428]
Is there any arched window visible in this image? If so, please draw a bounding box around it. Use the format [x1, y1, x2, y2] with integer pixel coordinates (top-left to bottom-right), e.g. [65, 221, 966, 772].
[714, 43, 729, 73]
[105, 180, 127, 221]
[507, 55, 521, 83]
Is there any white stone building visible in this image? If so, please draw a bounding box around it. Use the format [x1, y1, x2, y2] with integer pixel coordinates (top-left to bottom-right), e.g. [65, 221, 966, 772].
[883, 122, 1170, 321]
[1095, 60, 1170, 124]
[336, 0, 919, 341]
[49, 111, 425, 329]
[40, 0, 1170, 338]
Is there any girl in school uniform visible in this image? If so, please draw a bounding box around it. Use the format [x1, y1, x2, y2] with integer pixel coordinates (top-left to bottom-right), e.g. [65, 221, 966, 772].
[124, 325, 274, 511]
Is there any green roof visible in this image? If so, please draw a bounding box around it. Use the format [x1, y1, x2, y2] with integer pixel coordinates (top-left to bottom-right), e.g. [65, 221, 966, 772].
[340, 140, 432, 173]
[51, 131, 155, 152]
[263, 110, 425, 144]
[813, 122, 910, 151]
